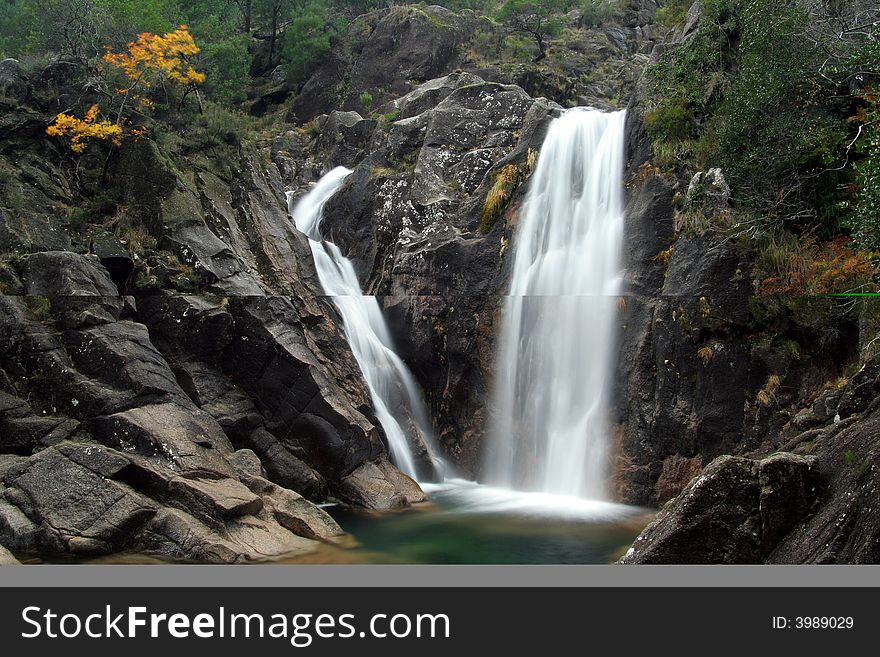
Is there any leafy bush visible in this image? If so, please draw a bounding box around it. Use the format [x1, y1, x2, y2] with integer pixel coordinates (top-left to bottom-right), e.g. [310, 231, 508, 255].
[581, 0, 616, 27]
[842, 89, 880, 250]
[653, 0, 692, 30]
[282, 0, 341, 81]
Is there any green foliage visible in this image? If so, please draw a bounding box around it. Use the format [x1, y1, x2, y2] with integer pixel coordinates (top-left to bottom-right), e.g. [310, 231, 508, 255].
[842, 91, 880, 250]
[580, 0, 615, 27]
[644, 0, 741, 149]
[708, 1, 848, 221]
[282, 0, 341, 81]
[496, 0, 566, 60]
[359, 90, 374, 109]
[190, 14, 250, 107]
[646, 0, 878, 242]
[653, 0, 691, 29]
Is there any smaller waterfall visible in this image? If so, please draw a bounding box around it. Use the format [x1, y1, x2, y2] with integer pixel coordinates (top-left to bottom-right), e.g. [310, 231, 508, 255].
[288, 167, 442, 482]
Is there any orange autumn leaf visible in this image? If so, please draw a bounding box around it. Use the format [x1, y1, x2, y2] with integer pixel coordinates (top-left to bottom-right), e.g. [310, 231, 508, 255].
[103, 26, 206, 88]
[46, 105, 124, 153]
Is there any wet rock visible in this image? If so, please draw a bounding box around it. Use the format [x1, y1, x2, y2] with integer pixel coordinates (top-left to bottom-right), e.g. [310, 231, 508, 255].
[0, 415, 80, 454]
[663, 233, 752, 326]
[163, 223, 264, 295]
[340, 457, 426, 510]
[310, 76, 558, 474]
[136, 507, 318, 563]
[246, 427, 326, 500]
[64, 321, 187, 402]
[621, 175, 675, 294]
[239, 474, 344, 543]
[225, 297, 383, 479]
[137, 293, 234, 360]
[22, 251, 123, 329]
[92, 402, 235, 478]
[620, 452, 820, 563]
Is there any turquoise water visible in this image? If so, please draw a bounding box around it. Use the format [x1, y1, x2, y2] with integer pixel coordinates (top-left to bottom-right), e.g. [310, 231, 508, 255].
[327, 481, 652, 564]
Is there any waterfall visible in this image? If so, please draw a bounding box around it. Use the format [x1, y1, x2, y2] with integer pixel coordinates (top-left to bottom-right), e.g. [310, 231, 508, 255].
[288, 167, 442, 483]
[486, 108, 627, 500]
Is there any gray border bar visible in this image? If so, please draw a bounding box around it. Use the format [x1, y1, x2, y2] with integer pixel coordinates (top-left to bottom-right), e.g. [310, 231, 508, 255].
[2, 565, 880, 587]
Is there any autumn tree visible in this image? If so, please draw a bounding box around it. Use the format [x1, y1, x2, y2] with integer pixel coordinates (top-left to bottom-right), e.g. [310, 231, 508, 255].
[103, 25, 207, 115]
[46, 26, 206, 157]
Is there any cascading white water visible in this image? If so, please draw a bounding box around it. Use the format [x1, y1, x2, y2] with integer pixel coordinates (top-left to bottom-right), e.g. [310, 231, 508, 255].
[288, 167, 441, 483]
[486, 108, 627, 500]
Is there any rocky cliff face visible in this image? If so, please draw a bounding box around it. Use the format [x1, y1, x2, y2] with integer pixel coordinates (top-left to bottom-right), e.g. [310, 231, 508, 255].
[0, 64, 424, 562]
[615, 2, 880, 562]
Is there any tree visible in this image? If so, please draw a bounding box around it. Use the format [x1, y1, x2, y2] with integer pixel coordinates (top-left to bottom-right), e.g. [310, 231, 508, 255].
[497, 0, 565, 62]
[46, 25, 206, 155]
[282, 0, 340, 80]
[254, 0, 286, 67]
[103, 25, 207, 114]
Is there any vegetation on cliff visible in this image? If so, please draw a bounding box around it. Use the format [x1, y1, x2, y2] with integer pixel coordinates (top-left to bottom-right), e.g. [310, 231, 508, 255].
[643, 0, 880, 300]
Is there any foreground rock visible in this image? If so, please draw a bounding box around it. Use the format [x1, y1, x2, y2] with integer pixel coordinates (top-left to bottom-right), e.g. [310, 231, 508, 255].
[0, 543, 20, 564]
[0, 250, 420, 562]
[619, 453, 821, 564]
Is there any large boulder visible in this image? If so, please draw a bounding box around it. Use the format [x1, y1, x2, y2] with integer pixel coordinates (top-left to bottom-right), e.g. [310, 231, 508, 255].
[289, 6, 476, 122]
[22, 251, 123, 329]
[0, 59, 31, 101]
[0, 444, 157, 556]
[619, 452, 821, 563]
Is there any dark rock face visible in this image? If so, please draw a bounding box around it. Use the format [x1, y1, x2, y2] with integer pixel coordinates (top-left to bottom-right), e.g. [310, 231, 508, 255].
[611, 112, 858, 507]
[768, 411, 880, 563]
[286, 4, 659, 122]
[285, 73, 560, 475]
[622, 380, 880, 564]
[0, 59, 31, 102]
[619, 452, 821, 564]
[0, 105, 429, 561]
[289, 6, 476, 122]
[0, 285, 357, 562]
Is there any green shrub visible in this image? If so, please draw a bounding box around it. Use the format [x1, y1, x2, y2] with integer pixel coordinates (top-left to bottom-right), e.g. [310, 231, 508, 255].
[842, 91, 880, 250]
[581, 0, 615, 27]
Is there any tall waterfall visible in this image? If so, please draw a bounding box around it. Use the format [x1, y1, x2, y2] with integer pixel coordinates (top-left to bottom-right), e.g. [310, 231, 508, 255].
[486, 108, 626, 500]
[288, 167, 441, 482]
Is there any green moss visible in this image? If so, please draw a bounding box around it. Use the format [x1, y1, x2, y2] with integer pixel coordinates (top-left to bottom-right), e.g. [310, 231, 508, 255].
[22, 295, 51, 321]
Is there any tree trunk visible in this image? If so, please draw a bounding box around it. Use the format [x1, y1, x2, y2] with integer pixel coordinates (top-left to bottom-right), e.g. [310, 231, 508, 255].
[533, 34, 546, 63]
[269, 7, 279, 65]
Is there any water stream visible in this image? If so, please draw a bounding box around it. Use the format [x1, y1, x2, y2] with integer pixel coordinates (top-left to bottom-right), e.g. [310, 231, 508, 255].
[487, 108, 627, 500]
[288, 167, 442, 482]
